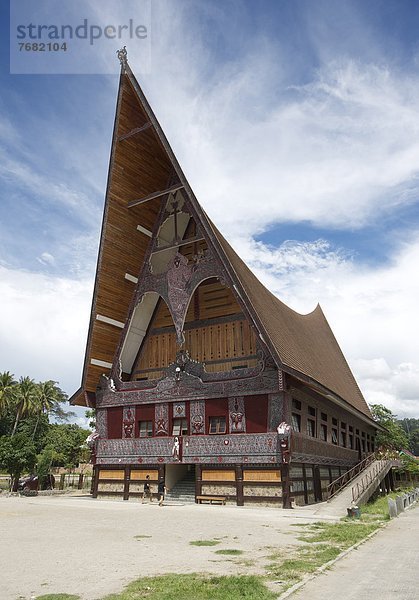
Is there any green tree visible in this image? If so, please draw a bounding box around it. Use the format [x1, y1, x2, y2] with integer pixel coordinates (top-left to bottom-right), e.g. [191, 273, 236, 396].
[0, 433, 37, 491]
[398, 418, 419, 456]
[31, 380, 70, 439]
[42, 424, 90, 469]
[370, 404, 410, 451]
[85, 408, 96, 430]
[0, 371, 17, 416]
[11, 376, 38, 437]
[36, 444, 64, 488]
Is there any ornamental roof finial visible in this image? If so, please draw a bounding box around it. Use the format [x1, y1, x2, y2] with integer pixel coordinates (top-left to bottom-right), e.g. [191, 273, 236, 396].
[116, 46, 128, 70]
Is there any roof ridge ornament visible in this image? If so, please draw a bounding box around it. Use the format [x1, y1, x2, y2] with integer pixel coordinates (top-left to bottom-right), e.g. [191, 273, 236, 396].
[116, 46, 128, 71]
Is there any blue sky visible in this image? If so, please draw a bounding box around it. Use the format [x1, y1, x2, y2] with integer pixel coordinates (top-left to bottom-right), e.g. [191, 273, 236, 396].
[1, 0, 419, 422]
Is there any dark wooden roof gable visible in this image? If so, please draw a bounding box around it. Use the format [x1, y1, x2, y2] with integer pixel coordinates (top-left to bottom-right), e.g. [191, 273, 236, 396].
[71, 59, 371, 422]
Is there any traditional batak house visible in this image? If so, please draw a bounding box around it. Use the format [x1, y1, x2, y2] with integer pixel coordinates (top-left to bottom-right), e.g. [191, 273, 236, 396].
[71, 49, 380, 507]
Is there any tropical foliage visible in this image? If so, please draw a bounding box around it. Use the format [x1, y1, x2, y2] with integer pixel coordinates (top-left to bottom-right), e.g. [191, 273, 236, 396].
[398, 418, 419, 456]
[369, 404, 410, 451]
[0, 371, 90, 491]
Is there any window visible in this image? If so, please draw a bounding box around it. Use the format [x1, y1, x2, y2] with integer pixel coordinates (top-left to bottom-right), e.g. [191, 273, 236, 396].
[172, 418, 188, 436]
[321, 412, 327, 422]
[139, 421, 153, 437]
[308, 406, 316, 417]
[291, 413, 301, 432]
[209, 416, 226, 434]
[341, 422, 346, 430]
[292, 399, 301, 411]
[331, 428, 338, 445]
[349, 434, 354, 449]
[320, 423, 327, 441]
[362, 439, 366, 452]
[340, 431, 346, 447]
[349, 425, 353, 433]
[332, 418, 338, 426]
[307, 418, 316, 437]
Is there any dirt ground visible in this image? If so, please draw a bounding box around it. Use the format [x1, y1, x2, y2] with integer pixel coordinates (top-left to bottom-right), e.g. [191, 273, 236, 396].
[0, 493, 331, 600]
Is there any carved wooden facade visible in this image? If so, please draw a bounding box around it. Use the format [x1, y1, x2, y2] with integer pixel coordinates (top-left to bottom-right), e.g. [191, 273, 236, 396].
[72, 52, 381, 507]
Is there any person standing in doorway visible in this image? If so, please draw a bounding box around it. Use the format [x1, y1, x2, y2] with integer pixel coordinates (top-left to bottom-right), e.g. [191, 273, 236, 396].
[158, 478, 167, 506]
[142, 475, 153, 503]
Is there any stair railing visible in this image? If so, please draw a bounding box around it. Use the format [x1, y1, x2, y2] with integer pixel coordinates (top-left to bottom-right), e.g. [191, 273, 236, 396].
[327, 453, 376, 501]
[351, 458, 400, 503]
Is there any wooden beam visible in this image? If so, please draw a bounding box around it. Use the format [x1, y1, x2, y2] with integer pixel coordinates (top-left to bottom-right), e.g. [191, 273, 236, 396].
[137, 224, 153, 237]
[127, 184, 184, 208]
[151, 236, 205, 255]
[118, 122, 152, 141]
[90, 358, 112, 369]
[125, 273, 138, 284]
[96, 314, 125, 329]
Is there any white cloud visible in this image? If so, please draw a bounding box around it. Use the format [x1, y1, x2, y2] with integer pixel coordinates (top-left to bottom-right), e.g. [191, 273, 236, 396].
[123, 20, 419, 238]
[0, 265, 92, 399]
[231, 232, 419, 418]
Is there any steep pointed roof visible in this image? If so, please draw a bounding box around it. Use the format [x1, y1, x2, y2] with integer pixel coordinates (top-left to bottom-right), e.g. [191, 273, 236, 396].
[71, 55, 372, 422]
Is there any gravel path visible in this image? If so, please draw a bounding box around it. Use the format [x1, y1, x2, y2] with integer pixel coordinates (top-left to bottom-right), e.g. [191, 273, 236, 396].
[0, 494, 325, 600]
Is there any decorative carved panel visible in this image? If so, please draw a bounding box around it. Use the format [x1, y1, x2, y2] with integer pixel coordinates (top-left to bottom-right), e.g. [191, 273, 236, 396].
[268, 393, 284, 432]
[278, 370, 284, 391]
[96, 433, 280, 465]
[97, 366, 279, 408]
[155, 403, 169, 435]
[190, 399, 205, 434]
[122, 406, 135, 438]
[96, 408, 108, 438]
[228, 397, 246, 433]
[173, 401, 186, 418]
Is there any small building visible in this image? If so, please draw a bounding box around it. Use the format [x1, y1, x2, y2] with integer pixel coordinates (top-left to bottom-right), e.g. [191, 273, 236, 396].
[70, 50, 379, 507]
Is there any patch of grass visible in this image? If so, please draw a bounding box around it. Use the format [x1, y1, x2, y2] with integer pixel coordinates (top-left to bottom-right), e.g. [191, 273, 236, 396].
[134, 534, 152, 540]
[300, 521, 380, 547]
[267, 544, 340, 584]
[267, 517, 384, 592]
[214, 549, 244, 555]
[102, 574, 277, 599]
[189, 539, 221, 547]
[35, 595, 80, 600]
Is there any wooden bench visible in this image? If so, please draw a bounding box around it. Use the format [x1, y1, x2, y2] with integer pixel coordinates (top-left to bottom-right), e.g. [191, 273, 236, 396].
[196, 495, 226, 505]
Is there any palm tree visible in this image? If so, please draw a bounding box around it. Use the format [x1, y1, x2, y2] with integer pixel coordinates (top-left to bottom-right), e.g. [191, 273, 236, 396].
[32, 380, 68, 439]
[0, 371, 17, 416]
[11, 376, 38, 437]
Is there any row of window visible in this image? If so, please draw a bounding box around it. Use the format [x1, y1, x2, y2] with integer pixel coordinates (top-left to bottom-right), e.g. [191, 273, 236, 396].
[139, 416, 227, 437]
[291, 398, 375, 451]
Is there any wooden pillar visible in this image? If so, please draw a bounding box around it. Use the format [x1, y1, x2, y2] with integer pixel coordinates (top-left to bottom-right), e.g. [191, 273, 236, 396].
[283, 390, 292, 424]
[123, 465, 130, 500]
[236, 464, 244, 506]
[92, 466, 99, 498]
[195, 464, 202, 502]
[282, 463, 292, 509]
[388, 468, 395, 492]
[302, 464, 308, 505]
[158, 464, 165, 481]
